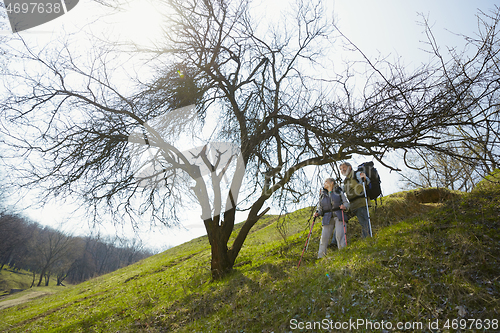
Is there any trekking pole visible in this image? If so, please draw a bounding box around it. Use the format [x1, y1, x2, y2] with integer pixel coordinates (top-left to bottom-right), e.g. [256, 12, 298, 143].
[297, 216, 317, 268]
[342, 210, 347, 246]
[362, 181, 373, 237]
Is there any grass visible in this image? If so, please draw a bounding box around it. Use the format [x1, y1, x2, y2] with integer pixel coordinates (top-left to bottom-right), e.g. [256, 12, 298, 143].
[0, 268, 34, 296]
[0, 172, 499, 332]
[0, 267, 61, 297]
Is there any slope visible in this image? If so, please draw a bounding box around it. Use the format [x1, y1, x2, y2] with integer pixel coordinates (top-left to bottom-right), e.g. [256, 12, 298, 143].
[0, 172, 499, 332]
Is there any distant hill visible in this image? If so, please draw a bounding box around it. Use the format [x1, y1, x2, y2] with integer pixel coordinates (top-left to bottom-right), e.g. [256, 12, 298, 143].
[1, 171, 499, 332]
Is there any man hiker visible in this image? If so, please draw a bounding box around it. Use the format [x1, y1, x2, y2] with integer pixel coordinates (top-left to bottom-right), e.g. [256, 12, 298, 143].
[314, 178, 349, 258]
[335, 162, 372, 240]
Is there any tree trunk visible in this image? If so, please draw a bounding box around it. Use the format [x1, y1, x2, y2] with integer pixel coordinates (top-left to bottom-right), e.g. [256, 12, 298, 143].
[57, 275, 66, 286]
[30, 271, 36, 288]
[210, 236, 233, 280]
[57, 271, 68, 286]
[205, 201, 270, 280]
[37, 268, 46, 287]
[204, 212, 237, 280]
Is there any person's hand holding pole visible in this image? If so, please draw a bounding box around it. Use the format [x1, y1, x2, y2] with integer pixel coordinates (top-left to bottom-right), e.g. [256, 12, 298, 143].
[360, 172, 367, 182]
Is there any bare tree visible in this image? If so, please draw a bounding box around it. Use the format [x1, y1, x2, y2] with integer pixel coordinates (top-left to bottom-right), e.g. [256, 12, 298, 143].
[0, 214, 33, 270]
[399, 9, 500, 191]
[1, 0, 499, 279]
[30, 227, 73, 286]
[400, 143, 485, 192]
[0, 211, 150, 286]
[52, 237, 84, 286]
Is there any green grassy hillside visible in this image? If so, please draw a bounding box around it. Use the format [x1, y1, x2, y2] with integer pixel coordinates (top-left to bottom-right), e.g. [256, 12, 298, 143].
[1, 268, 38, 296]
[1, 173, 499, 332]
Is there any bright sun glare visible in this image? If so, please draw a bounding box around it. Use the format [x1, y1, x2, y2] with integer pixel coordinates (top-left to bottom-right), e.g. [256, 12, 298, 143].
[112, 1, 166, 46]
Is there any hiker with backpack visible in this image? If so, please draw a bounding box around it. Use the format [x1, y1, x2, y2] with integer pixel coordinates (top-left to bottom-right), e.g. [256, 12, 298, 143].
[336, 161, 381, 239]
[314, 178, 349, 258]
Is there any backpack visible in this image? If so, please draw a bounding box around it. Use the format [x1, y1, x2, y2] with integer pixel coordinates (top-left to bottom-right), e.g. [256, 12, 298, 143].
[356, 162, 382, 200]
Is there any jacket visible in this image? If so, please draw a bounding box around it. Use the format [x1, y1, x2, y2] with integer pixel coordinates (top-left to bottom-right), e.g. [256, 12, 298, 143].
[343, 169, 370, 211]
[316, 187, 349, 226]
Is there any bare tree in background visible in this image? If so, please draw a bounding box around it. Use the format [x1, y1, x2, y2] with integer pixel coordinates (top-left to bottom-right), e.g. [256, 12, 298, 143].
[28, 227, 73, 286]
[0, 214, 34, 270]
[1, 0, 499, 278]
[400, 143, 486, 192]
[52, 237, 83, 286]
[399, 10, 500, 191]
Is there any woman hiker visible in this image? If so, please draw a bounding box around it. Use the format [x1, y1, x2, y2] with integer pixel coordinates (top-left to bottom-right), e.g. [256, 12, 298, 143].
[314, 178, 349, 258]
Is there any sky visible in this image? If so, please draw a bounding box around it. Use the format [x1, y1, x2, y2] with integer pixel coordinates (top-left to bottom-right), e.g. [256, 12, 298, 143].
[1, 0, 498, 250]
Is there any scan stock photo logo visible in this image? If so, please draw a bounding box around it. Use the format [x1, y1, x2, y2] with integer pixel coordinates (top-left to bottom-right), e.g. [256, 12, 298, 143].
[3, 0, 79, 33]
[127, 104, 246, 221]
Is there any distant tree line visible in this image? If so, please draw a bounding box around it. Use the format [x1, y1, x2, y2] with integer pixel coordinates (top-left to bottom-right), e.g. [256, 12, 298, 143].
[0, 212, 153, 287]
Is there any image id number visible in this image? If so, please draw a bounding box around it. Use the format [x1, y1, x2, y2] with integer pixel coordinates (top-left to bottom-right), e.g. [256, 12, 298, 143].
[444, 318, 498, 330]
[6, 2, 63, 14]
